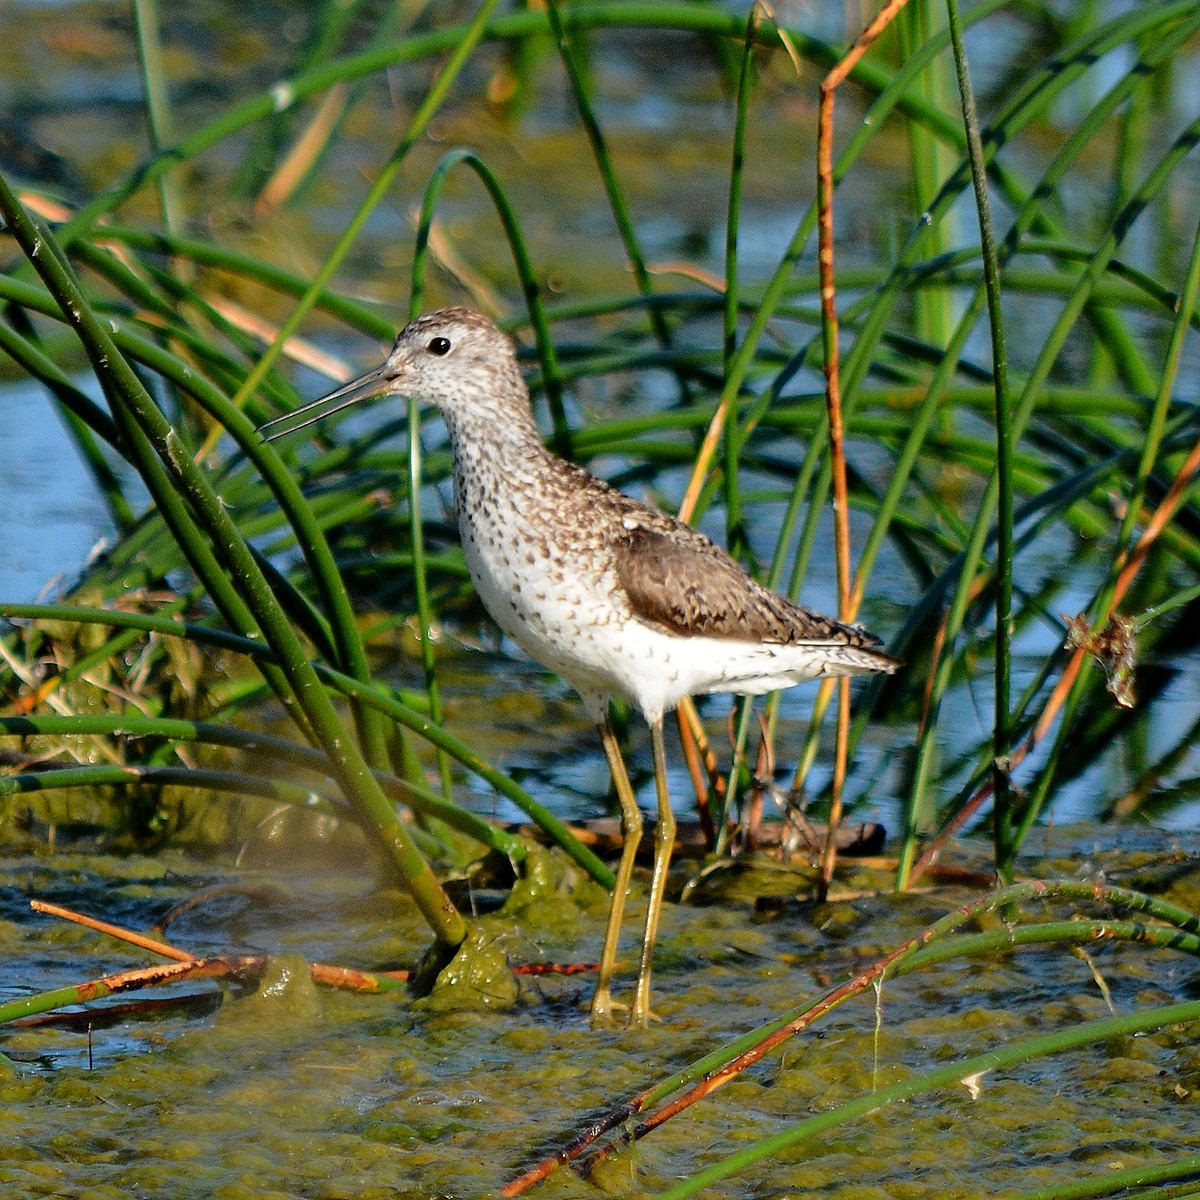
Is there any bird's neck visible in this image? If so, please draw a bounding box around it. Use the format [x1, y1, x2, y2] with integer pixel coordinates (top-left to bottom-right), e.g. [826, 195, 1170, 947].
[442, 397, 545, 462]
[443, 400, 552, 517]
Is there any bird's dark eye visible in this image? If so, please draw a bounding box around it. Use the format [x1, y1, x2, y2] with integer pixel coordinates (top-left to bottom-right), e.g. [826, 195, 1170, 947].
[428, 336, 452, 356]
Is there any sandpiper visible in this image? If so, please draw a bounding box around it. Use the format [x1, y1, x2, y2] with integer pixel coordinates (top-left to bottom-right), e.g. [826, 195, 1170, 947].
[260, 307, 899, 1025]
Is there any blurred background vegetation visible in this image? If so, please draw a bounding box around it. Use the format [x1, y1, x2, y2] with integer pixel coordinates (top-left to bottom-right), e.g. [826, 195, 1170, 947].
[1, 0, 1198, 903]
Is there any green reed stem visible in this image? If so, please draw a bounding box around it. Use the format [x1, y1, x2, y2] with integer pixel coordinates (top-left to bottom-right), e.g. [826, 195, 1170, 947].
[396, 383, 456, 810]
[131, 0, 182, 236]
[0, 602, 613, 888]
[0, 714, 524, 860]
[231, 0, 501, 414]
[946, 0, 1014, 875]
[659, 998, 1200, 1199]
[712, 7, 764, 821]
[901, 917, 1200, 969]
[544, 0, 677, 362]
[0, 176, 467, 952]
[1004, 1153, 1200, 1200]
[719, 6, 759, 564]
[901, 0, 955, 360]
[411, 149, 567, 446]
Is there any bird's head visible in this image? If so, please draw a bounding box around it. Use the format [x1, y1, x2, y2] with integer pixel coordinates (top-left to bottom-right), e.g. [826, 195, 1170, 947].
[259, 307, 523, 441]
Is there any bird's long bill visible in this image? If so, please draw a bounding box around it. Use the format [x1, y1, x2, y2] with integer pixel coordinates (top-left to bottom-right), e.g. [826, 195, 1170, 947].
[257, 362, 396, 442]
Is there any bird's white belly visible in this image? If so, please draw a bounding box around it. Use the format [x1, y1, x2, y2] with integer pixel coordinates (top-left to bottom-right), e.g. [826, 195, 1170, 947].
[461, 522, 626, 696]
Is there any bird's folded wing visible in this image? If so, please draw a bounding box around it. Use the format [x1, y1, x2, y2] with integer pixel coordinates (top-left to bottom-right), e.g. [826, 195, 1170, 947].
[613, 521, 876, 646]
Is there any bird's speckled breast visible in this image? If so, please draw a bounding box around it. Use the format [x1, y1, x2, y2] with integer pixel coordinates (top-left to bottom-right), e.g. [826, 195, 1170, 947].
[451, 437, 635, 702]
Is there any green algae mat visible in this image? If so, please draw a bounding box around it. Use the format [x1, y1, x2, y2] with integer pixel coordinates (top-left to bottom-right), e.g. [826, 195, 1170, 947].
[3, 827, 1200, 1198]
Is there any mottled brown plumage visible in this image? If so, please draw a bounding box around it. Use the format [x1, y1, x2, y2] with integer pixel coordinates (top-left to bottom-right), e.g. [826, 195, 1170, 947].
[261, 307, 900, 1026]
[614, 520, 875, 645]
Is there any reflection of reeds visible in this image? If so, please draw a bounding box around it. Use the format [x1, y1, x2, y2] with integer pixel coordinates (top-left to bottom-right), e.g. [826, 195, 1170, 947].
[0, 0, 1197, 956]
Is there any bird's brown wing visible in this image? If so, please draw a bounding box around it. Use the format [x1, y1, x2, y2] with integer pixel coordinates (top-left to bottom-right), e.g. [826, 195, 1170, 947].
[613, 520, 881, 648]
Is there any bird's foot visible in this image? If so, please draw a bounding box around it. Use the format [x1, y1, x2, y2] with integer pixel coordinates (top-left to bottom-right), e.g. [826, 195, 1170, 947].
[589, 985, 628, 1027]
[591, 981, 663, 1028]
[629, 1006, 663, 1028]
[629, 985, 662, 1029]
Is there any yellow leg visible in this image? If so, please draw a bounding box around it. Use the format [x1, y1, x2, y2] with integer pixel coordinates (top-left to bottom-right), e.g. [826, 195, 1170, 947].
[591, 715, 643, 1024]
[632, 715, 675, 1026]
